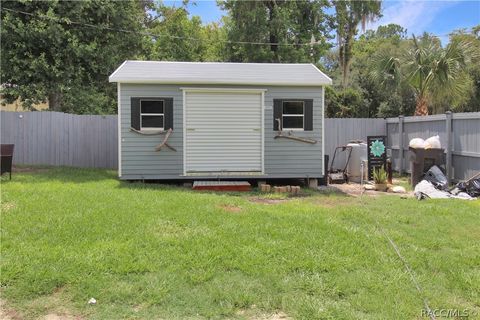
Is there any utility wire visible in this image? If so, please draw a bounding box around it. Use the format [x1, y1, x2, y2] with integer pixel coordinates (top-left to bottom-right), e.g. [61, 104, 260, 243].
[3, 7, 469, 48]
[1, 7, 324, 47]
[0, 8, 472, 47]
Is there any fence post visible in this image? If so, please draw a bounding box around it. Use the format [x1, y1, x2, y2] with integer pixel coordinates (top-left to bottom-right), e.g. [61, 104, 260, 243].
[445, 111, 452, 184]
[398, 115, 404, 175]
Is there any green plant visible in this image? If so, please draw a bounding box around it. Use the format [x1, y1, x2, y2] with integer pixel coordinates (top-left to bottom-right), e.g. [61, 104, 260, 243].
[373, 166, 387, 184]
[372, 34, 477, 115]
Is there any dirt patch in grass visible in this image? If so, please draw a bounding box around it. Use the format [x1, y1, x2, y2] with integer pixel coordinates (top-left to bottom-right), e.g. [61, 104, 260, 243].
[1, 202, 16, 212]
[248, 197, 289, 205]
[237, 307, 290, 319]
[262, 312, 290, 320]
[132, 304, 145, 313]
[326, 183, 413, 198]
[218, 204, 243, 213]
[22, 287, 84, 320]
[0, 299, 22, 320]
[43, 313, 82, 320]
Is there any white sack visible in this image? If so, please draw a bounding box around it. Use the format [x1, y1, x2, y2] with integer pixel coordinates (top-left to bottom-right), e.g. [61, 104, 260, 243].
[409, 138, 426, 148]
[424, 135, 441, 149]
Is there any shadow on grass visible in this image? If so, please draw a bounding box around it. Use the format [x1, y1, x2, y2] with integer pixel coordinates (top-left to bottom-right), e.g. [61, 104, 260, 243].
[110, 173, 356, 202]
[117, 179, 352, 204]
[7, 165, 352, 201]
[5, 165, 118, 184]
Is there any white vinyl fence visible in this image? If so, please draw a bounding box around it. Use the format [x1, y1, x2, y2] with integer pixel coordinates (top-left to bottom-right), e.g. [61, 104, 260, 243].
[386, 112, 480, 182]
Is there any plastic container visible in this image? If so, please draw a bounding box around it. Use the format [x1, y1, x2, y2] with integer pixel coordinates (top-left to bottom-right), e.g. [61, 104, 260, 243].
[346, 142, 368, 183]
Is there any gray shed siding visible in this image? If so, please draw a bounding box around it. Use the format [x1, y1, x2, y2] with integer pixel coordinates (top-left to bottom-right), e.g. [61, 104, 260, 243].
[119, 84, 323, 180]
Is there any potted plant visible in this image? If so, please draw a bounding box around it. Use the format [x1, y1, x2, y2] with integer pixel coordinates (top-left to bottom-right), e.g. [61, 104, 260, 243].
[373, 167, 388, 191]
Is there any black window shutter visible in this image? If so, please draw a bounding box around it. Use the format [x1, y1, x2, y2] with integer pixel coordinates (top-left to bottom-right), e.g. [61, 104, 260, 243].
[304, 99, 313, 131]
[164, 98, 174, 130]
[273, 99, 283, 130]
[131, 98, 140, 130]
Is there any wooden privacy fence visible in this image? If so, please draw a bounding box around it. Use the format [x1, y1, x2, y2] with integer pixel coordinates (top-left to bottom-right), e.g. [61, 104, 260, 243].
[1, 111, 117, 169]
[1, 111, 479, 181]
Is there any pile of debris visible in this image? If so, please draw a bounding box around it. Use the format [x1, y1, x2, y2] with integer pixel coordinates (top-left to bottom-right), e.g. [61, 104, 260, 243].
[414, 166, 480, 200]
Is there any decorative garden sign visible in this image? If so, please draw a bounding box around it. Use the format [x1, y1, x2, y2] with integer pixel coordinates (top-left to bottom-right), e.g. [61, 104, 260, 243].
[367, 135, 387, 180]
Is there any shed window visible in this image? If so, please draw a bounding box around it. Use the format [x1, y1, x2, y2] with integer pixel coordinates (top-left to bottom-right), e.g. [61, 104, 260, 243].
[282, 101, 304, 130]
[140, 100, 164, 130]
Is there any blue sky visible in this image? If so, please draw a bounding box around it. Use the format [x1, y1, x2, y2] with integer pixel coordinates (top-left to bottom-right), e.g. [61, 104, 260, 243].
[369, 0, 480, 43]
[165, 0, 479, 43]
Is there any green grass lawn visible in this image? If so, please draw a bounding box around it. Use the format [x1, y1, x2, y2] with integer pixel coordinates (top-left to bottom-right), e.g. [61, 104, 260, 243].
[1, 168, 479, 319]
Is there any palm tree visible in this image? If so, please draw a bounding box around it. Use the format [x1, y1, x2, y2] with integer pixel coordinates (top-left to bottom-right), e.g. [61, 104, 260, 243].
[372, 34, 475, 116]
[334, 0, 382, 87]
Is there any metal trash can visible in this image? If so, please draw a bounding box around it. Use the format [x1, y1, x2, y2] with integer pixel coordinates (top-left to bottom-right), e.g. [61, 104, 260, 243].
[409, 147, 445, 187]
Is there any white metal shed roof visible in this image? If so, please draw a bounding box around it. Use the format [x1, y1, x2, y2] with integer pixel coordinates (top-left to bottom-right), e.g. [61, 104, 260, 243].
[109, 61, 332, 86]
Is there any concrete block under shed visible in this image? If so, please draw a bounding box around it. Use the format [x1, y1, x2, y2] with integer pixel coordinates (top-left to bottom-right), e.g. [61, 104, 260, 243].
[308, 178, 318, 189]
[291, 186, 301, 194]
[260, 184, 271, 192]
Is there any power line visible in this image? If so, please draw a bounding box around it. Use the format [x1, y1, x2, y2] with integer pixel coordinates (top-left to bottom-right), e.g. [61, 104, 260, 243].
[2, 7, 473, 48]
[1, 7, 325, 47]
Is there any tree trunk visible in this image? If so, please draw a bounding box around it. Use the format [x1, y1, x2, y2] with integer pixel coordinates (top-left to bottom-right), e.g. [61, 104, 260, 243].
[414, 95, 429, 116]
[48, 91, 63, 112]
[340, 32, 353, 88]
[266, 1, 279, 62]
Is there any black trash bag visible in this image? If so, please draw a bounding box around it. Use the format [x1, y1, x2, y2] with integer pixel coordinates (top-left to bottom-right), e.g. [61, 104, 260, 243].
[456, 178, 480, 198]
[423, 165, 448, 190]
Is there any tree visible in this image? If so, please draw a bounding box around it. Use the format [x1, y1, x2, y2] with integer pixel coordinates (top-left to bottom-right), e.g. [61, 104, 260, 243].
[333, 0, 382, 87]
[325, 86, 366, 117]
[372, 33, 477, 115]
[324, 24, 413, 118]
[220, 0, 332, 63]
[351, 24, 412, 117]
[145, 3, 225, 62]
[1, 1, 148, 113]
[446, 25, 480, 112]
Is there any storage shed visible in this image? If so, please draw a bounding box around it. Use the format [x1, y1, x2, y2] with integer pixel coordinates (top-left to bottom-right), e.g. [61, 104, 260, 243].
[109, 61, 331, 183]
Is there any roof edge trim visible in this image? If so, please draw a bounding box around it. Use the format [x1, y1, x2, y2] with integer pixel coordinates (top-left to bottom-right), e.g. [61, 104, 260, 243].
[311, 64, 333, 85]
[110, 79, 330, 86]
[108, 60, 128, 82]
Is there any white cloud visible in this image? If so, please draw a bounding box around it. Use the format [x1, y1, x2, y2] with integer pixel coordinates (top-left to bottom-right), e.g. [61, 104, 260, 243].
[366, 0, 460, 36]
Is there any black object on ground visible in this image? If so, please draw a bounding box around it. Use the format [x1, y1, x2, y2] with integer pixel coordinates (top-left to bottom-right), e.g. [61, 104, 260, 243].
[423, 165, 448, 190]
[328, 146, 352, 184]
[319, 154, 329, 186]
[455, 178, 480, 198]
[1, 144, 14, 180]
[386, 158, 393, 184]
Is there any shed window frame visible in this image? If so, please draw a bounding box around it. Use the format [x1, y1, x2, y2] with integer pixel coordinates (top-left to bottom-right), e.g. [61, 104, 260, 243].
[140, 99, 165, 131]
[282, 100, 305, 131]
